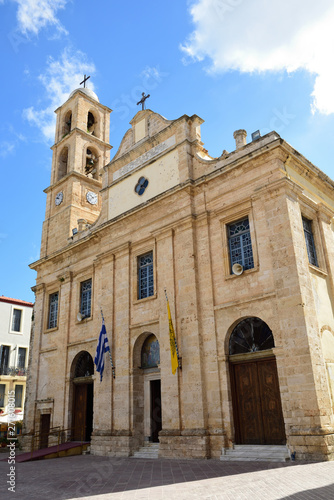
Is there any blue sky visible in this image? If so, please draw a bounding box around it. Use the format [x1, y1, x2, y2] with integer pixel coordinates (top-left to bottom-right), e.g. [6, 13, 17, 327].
[1, 0, 334, 302]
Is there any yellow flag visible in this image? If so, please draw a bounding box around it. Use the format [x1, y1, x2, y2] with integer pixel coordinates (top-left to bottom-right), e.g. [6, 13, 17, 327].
[167, 299, 179, 374]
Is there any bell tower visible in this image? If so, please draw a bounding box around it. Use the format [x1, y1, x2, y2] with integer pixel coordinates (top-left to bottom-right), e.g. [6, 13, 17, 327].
[40, 86, 112, 257]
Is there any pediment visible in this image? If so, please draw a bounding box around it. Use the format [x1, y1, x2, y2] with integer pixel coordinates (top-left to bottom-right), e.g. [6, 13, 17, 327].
[112, 109, 173, 161]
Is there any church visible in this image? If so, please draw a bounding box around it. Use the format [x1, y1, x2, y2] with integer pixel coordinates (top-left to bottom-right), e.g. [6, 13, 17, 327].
[23, 84, 334, 461]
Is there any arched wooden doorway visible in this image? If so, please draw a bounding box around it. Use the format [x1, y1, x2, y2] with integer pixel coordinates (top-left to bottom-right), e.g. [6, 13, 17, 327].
[229, 318, 286, 445]
[71, 351, 94, 441]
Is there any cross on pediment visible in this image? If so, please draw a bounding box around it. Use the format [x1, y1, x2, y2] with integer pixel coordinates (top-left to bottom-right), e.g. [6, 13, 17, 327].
[137, 92, 150, 111]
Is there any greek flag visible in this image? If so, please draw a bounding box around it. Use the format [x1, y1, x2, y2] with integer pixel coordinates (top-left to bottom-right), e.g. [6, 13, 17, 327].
[94, 319, 110, 382]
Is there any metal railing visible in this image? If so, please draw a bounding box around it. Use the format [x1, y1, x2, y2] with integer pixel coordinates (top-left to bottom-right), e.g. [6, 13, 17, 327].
[0, 366, 27, 376]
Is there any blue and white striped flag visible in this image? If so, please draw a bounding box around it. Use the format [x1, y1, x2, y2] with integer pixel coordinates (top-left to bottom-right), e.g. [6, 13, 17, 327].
[94, 319, 111, 382]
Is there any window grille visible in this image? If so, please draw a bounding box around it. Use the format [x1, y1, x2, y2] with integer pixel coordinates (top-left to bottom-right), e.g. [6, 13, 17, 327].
[302, 217, 318, 267]
[48, 292, 59, 329]
[80, 279, 92, 318]
[228, 217, 254, 272]
[138, 252, 154, 299]
[12, 309, 22, 332]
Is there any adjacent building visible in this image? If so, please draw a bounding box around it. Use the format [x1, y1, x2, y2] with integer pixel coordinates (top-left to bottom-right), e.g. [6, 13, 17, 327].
[24, 87, 334, 460]
[0, 296, 33, 433]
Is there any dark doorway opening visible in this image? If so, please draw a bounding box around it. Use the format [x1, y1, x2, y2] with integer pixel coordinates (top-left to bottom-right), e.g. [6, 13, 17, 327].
[40, 414, 50, 449]
[231, 357, 286, 445]
[150, 379, 162, 442]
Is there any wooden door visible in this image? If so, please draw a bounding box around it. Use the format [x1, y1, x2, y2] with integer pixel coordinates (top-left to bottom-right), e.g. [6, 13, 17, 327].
[73, 384, 87, 441]
[150, 379, 162, 442]
[40, 414, 50, 449]
[231, 358, 286, 445]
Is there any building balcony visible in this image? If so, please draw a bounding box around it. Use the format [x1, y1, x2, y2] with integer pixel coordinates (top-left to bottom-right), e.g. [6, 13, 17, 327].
[0, 366, 27, 377]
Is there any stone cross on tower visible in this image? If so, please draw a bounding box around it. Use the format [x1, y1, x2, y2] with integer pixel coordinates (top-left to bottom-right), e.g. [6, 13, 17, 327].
[80, 74, 90, 88]
[137, 92, 150, 111]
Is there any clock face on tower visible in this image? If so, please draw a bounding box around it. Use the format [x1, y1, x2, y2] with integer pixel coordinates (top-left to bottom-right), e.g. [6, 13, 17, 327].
[86, 191, 98, 205]
[55, 191, 63, 206]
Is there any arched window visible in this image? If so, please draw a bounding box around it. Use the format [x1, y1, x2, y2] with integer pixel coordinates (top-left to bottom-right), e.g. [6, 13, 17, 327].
[87, 111, 97, 135]
[141, 335, 160, 368]
[229, 317, 274, 355]
[63, 111, 72, 136]
[74, 352, 94, 378]
[85, 147, 99, 179]
[58, 146, 68, 181]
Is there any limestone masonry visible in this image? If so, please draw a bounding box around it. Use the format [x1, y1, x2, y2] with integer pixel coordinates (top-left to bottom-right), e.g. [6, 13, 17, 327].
[23, 87, 334, 460]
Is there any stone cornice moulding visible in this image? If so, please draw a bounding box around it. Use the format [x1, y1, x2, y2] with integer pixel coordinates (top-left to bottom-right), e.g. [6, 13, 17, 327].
[51, 126, 113, 152]
[31, 283, 45, 295]
[44, 170, 102, 194]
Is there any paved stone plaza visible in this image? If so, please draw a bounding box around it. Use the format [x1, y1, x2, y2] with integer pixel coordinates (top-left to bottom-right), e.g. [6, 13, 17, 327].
[1, 455, 334, 500]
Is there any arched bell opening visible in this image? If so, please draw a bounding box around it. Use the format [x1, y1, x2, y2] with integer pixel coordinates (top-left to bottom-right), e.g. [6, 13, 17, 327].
[63, 110, 72, 137]
[70, 351, 94, 442]
[228, 317, 286, 446]
[87, 110, 99, 137]
[58, 146, 69, 181]
[85, 146, 99, 179]
[132, 333, 161, 446]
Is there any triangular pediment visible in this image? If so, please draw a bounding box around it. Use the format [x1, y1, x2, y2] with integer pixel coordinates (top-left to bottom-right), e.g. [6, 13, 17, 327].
[112, 109, 173, 161]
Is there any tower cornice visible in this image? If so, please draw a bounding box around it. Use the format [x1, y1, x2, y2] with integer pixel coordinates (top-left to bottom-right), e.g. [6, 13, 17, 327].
[51, 127, 113, 151]
[44, 170, 102, 193]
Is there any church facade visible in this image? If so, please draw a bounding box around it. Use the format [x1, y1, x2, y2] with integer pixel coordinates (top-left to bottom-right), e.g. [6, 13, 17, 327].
[23, 87, 334, 460]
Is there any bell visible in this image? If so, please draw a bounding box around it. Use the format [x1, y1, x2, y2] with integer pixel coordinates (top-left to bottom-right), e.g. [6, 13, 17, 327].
[87, 158, 94, 166]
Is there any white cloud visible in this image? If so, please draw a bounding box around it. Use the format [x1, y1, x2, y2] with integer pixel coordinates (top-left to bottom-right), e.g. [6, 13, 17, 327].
[13, 0, 68, 36]
[0, 126, 26, 157]
[0, 141, 15, 157]
[181, 0, 334, 114]
[23, 49, 96, 141]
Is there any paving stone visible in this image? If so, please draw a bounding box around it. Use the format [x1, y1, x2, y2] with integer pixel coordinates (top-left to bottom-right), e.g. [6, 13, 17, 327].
[1, 454, 334, 499]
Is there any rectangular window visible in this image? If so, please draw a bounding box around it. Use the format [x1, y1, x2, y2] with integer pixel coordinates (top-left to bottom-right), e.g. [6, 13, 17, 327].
[80, 279, 92, 318]
[228, 217, 254, 273]
[138, 251, 154, 299]
[48, 292, 59, 329]
[11, 309, 22, 332]
[15, 385, 23, 408]
[302, 217, 318, 267]
[0, 384, 5, 407]
[18, 347, 27, 369]
[0, 346, 10, 375]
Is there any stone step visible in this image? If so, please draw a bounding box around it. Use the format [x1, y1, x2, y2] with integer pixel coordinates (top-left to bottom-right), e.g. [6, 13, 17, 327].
[220, 445, 290, 462]
[131, 442, 159, 459]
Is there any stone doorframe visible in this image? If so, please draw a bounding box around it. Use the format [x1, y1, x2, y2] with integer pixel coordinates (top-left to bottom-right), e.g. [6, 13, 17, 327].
[143, 368, 161, 442]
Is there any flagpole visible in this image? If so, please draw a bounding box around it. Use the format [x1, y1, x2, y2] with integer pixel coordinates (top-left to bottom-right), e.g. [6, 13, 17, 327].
[100, 308, 116, 379]
[164, 289, 181, 370]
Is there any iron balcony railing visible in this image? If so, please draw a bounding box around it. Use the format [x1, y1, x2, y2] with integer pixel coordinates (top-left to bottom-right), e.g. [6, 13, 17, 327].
[0, 366, 27, 376]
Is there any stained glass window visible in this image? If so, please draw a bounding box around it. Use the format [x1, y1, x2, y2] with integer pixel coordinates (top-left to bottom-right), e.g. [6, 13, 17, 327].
[141, 335, 160, 368]
[302, 217, 318, 267]
[135, 177, 149, 196]
[228, 217, 254, 273]
[138, 252, 154, 299]
[229, 317, 274, 355]
[48, 292, 59, 329]
[80, 279, 92, 318]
